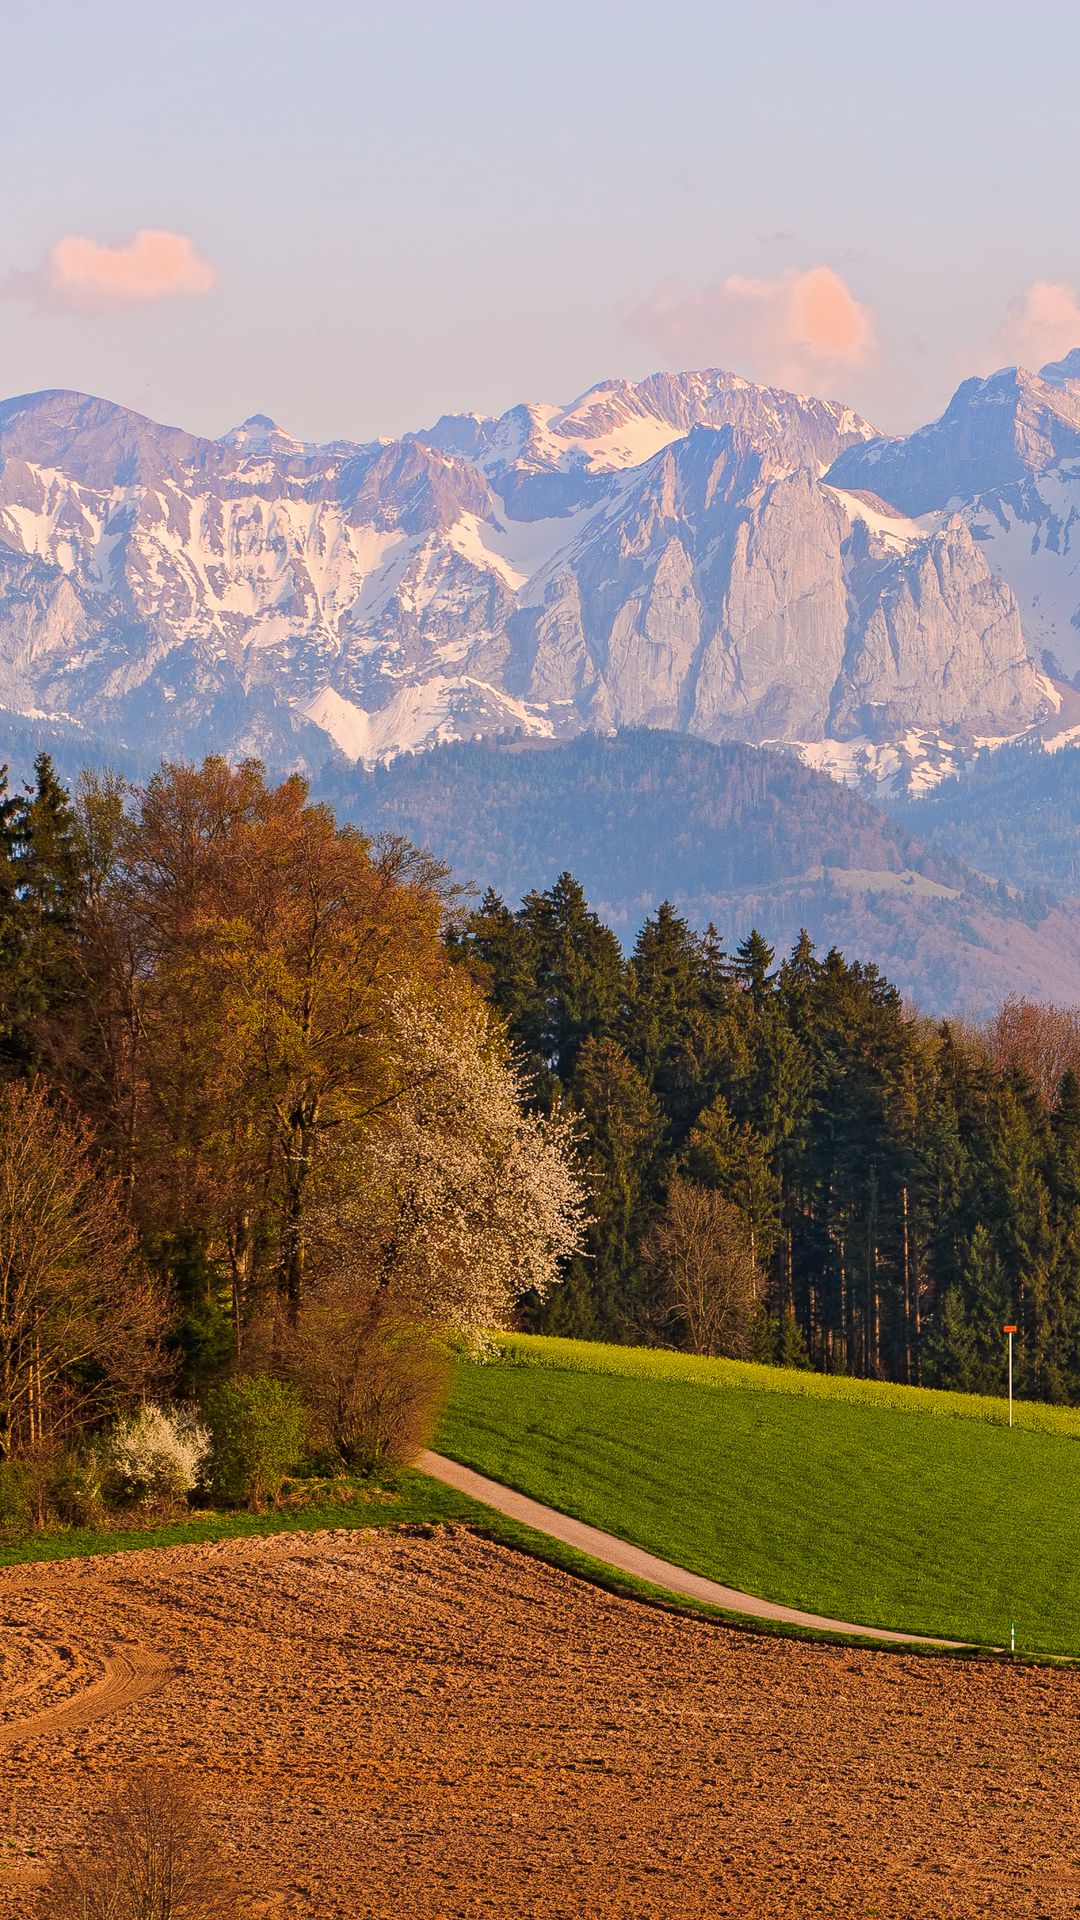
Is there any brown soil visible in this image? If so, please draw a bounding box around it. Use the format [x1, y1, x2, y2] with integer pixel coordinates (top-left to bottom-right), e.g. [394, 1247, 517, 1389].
[0, 1526, 1076, 1919]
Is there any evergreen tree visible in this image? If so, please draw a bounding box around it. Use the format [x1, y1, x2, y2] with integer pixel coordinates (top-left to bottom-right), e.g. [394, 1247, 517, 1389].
[1, 754, 86, 1074]
[622, 903, 732, 1140]
[510, 873, 625, 1091]
[732, 929, 776, 1008]
[0, 765, 23, 1047]
[922, 1285, 981, 1391]
[685, 1095, 780, 1269]
[455, 873, 1080, 1400]
[538, 1036, 666, 1338]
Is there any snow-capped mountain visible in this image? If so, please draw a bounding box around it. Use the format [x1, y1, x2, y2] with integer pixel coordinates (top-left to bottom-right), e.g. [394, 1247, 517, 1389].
[827, 354, 1080, 726]
[0, 364, 1071, 786]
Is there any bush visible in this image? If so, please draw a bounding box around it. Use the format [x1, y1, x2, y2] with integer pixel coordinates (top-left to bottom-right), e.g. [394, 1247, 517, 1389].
[102, 1404, 210, 1510]
[205, 1377, 306, 1509]
[38, 1764, 237, 1918]
[48, 1454, 106, 1528]
[284, 1296, 449, 1476]
[0, 1452, 102, 1534]
[0, 1459, 34, 1533]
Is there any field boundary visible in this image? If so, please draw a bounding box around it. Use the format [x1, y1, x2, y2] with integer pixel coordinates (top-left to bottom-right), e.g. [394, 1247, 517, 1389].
[420, 1451, 973, 1649]
[484, 1335, 1080, 1437]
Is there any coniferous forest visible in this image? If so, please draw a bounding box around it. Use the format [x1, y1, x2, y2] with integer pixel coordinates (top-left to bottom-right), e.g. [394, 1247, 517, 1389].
[455, 876, 1080, 1402]
[4, 748, 1080, 1490]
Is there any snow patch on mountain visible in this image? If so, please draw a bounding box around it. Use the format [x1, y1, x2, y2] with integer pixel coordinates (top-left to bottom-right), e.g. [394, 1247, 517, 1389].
[299, 675, 555, 765]
[444, 503, 605, 595]
[0, 366, 1069, 788]
[966, 469, 1080, 675]
[822, 485, 938, 551]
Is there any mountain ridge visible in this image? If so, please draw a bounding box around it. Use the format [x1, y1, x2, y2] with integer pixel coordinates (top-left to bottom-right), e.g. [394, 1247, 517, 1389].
[0, 358, 1076, 788]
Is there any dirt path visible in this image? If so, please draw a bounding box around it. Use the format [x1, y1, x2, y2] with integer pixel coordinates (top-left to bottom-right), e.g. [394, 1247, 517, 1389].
[420, 1450, 970, 1647]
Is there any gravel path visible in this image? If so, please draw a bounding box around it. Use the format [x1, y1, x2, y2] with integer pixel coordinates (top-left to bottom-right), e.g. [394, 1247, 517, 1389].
[421, 1450, 971, 1647]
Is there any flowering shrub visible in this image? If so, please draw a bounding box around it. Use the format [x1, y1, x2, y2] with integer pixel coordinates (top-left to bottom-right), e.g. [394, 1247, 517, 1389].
[103, 1404, 210, 1506]
[446, 1329, 504, 1365]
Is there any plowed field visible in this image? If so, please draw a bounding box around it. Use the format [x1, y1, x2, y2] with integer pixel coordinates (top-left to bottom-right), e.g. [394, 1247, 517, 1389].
[0, 1527, 1075, 1918]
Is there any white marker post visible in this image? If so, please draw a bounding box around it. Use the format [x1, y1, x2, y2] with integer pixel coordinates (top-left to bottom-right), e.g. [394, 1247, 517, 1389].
[1003, 1322, 1017, 1429]
[1004, 1320, 1019, 1656]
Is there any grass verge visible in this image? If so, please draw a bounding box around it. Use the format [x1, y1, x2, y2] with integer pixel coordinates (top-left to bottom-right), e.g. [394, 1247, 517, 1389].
[0, 1474, 472, 1569]
[437, 1336, 1080, 1657]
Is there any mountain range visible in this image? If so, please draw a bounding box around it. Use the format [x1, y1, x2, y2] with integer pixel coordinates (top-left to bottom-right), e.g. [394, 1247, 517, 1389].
[2, 357, 1080, 790]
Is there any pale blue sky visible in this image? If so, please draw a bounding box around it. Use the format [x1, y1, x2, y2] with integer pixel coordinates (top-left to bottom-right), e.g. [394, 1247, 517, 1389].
[2, 0, 1078, 443]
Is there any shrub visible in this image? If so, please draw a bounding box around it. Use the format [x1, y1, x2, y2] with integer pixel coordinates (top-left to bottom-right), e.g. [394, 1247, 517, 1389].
[283, 1293, 449, 1475]
[38, 1764, 237, 1918]
[0, 1459, 34, 1533]
[102, 1404, 210, 1510]
[0, 1452, 101, 1534]
[48, 1454, 106, 1528]
[205, 1377, 306, 1509]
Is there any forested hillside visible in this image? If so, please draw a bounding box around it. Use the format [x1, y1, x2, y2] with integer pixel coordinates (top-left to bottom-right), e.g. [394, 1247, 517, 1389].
[3, 746, 1080, 1470]
[455, 878, 1080, 1401]
[323, 731, 1077, 1012]
[897, 740, 1080, 893]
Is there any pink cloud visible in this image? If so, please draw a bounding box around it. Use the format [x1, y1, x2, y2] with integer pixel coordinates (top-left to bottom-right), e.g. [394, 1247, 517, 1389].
[985, 280, 1080, 372]
[626, 265, 877, 392]
[4, 228, 217, 311]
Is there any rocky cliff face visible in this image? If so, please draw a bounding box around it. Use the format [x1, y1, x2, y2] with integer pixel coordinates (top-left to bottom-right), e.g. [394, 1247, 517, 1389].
[0, 369, 1061, 781]
[827, 357, 1080, 692]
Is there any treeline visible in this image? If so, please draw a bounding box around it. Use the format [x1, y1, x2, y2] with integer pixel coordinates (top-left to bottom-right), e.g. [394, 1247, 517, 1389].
[0, 755, 583, 1477]
[455, 876, 1080, 1401]
[5, 748, 1080, 1473]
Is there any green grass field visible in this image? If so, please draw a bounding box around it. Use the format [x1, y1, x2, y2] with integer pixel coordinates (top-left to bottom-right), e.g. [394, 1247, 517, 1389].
[436, 1336, 1080, 1655]
[0, 1474, 470, 1569]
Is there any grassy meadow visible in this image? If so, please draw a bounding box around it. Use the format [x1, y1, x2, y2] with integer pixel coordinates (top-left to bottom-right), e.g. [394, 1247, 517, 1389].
[437, 1336, 1080, 1655]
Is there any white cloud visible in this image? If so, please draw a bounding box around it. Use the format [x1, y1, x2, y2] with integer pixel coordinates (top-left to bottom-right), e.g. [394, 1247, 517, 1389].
[626, 265, 877, 392]
[4, 229, 217, 312]
[985, 280, 1080, 373]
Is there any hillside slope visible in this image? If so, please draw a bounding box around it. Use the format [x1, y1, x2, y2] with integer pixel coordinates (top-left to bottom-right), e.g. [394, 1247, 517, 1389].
[896, 738, 1080, 892]
[440, 1335, 1080, 1653]
[322, 730, 1080, 1012]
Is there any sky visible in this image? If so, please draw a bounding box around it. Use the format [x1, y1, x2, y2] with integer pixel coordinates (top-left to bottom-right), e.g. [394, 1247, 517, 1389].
[2, 0, 1080, 445]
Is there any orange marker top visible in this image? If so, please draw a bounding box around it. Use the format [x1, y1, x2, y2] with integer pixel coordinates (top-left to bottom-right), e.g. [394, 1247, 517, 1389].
[1003, 1323, 1018, 1334]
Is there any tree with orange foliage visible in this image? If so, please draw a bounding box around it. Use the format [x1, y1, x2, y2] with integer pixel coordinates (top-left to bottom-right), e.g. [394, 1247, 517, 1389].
[982, 995, 1080, 1107]
[0, 1080, 164, 1461]
[74, 759, 583, 1355]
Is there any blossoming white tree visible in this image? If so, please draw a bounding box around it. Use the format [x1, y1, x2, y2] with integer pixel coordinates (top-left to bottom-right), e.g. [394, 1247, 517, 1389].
[319, 980, 588, 1330]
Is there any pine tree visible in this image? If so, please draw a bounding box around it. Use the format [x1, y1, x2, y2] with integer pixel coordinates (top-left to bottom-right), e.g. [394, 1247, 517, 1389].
[622, 902, 732, 1140]
[922, 1285, 981, 1391]
[1, 755, 86, 1074]
[560, 1036, 666, 1337]
[0, 765, 23, 1048]
[733, 929, 776, 1009]
[513, 873, 625, 1090]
